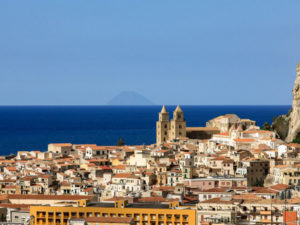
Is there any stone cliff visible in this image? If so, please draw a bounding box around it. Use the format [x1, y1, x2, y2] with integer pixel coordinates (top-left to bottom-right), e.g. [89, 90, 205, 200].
[285, 61, 300, 142]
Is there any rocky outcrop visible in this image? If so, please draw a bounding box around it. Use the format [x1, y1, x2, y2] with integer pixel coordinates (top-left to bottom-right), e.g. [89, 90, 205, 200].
[272, 114, 290, 140]
[285, 61, 300, 142]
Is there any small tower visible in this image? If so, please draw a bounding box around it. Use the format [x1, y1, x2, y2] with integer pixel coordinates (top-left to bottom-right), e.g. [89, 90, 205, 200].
[156, 105, 170, 145]
[170, 105, 186, 140]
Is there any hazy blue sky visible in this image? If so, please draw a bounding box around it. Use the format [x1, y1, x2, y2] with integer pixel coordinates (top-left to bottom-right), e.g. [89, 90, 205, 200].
[0, 1, 300, 105]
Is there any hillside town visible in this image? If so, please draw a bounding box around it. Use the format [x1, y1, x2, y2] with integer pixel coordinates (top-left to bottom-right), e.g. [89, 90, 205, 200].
[0, 105, 299, 225]
[0, 63, 299, 225]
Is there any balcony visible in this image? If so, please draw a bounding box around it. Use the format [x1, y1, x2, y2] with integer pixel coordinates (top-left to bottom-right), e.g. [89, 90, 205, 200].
[260, 219, 272, 223]
[260, 211, 272, 215]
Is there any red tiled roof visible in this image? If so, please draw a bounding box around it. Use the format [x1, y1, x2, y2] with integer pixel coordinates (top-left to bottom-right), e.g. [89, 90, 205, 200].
[6, 194, 92, 200]
[234, 139, 255, 143]
[113, 173, 139, 179]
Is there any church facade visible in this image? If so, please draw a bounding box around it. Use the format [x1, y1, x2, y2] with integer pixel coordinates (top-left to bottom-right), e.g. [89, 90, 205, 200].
[156, 105, 186, 145]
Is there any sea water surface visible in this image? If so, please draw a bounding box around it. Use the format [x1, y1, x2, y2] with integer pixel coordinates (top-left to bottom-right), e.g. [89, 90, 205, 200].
[0, 105, 291, 155]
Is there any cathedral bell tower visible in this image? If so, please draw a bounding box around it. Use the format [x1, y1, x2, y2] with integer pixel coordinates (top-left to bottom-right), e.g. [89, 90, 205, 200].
[170, 105, 186, 140]
[156, 105, 170, 145]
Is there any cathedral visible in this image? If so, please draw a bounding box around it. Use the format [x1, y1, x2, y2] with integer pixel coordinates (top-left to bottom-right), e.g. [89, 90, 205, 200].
[156, 105, 186, 145]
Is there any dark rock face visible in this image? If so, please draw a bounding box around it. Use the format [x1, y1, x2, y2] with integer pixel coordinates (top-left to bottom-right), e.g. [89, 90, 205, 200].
[272, 114, 290, 140]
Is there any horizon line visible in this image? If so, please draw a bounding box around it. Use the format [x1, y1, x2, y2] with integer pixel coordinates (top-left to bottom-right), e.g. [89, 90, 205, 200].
[0, 104, 292, 107]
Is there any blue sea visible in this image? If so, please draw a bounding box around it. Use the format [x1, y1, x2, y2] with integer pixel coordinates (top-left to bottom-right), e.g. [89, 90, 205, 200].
[0, 105, 291, 155]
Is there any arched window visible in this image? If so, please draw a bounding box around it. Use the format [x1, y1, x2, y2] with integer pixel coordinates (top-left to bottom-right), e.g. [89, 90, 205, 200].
[179, 125, 182, 129]
[164, 124, 167, 128]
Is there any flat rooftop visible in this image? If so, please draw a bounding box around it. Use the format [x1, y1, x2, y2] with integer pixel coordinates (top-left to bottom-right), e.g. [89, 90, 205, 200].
[87, 202, 196, 209]
[186, 127, 220, 132]
[88, 202, 170, 209]
[186, 176, 247, 181]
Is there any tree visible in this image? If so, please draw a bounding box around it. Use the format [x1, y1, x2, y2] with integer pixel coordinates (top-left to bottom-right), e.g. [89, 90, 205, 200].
[261, 122, 272, 131]
[292, 133, 300, 144]
[252, 178, 264, 187]
[117, 137, 125, 146]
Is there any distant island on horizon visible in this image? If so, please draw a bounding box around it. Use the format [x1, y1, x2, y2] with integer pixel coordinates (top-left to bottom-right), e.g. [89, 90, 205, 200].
[107, 91, 154, 106]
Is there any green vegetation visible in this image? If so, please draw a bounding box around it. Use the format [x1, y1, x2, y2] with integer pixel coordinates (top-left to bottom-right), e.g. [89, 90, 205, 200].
[261, 122, 272, 131]
[117, 137, 126, 146]
[252, 178, 264, 187]
[292, 133, 300, 144]
[287, 108, 293, 117]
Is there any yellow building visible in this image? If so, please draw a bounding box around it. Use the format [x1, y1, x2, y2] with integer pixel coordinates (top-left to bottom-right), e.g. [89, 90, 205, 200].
[85, 217, 134, 225]
[30, 200, 196, 225]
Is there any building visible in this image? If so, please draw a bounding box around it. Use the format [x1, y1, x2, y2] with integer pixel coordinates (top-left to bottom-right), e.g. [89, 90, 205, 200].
[156, 106, 186, 145]
[185, 127, 220, 140]
[68, 217, 134, 225]
[30, 200, 196, 225]
[184, 177, 247, 191]
[48, 143, 72, 157]
[85, 217, 134, 225]
[156, 106, 220, 145]
[206, 114, 256, 133]
[244, 159, 270, 186]
[197, 197, 299, 225]
[4, 195, 93, 207]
